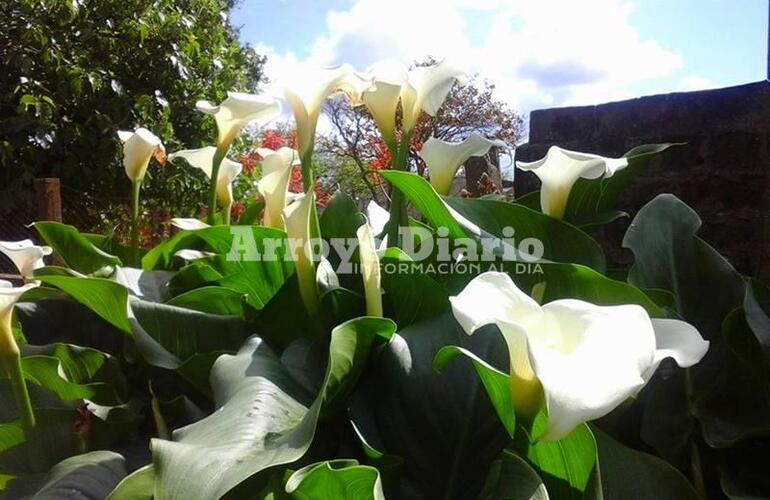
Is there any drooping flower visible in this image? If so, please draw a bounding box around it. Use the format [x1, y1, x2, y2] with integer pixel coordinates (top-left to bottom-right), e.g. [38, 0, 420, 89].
[283, 65, 371, 159]
[516, 146, 628, 219]
[117, 128, 165, 182]
[256, 147, 301, 230]
[363, 59, 467, 142]
[0, 240, 52, 279]
[450, 272, 709, 441]
[418, 134, 507, 195]
[356, 220, 382, 317]
[169, 147, 243, 209]
[195, 92, 282, 152]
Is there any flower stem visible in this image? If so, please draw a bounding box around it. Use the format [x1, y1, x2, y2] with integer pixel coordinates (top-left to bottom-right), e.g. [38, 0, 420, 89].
[223, 202, 232, 225]
[207, 146, 227, 225]
[386, 134, 411, 249]
[130, 179, 141, 267]
[0, 326, 34, 434]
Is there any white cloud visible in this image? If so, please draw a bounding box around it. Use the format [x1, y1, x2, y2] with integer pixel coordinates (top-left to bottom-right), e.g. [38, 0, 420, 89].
[257, 0, 684, 115]
[676, 75, 717, 92]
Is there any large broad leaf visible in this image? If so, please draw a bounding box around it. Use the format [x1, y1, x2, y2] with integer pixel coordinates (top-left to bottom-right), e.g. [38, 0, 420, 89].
[379, 171, 468, 239]
[320, 192, 366, 241]
[351, 314, 510, 500]
[592, 427, 698, 500]
[147, 314, 393, 499]
[623, 194, 745, 336]
[478, 450, 549, 500]
[622, 195, 770, 449]
[444, 197, 605, 271]
[36, 275, 130, 333]
[34, 222, 121, 275]
[4, 451, 127, 500]
[166, 286, 246, 316]
[433, 346, 516, 439]
[285, 459, 384, 500]
[521, 419, 601, 500]
[128, 297, 248, 367]
[380, 248, 451, 328]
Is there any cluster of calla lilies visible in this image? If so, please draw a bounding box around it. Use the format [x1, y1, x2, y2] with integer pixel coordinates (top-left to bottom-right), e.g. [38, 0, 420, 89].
[0, 59, 710, 444]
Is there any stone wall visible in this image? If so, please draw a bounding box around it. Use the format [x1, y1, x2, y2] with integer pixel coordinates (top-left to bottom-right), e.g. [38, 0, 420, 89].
[514, 81, 770, 279]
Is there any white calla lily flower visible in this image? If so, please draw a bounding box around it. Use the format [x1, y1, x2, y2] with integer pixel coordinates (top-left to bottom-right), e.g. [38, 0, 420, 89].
[0, 279, 39, 430]
[117, 128, 164, 182]
[196, 92, 282, 151]
[450, 272, 709, 441]
[0, 240, 52, 279]
[283, 65, 372, 159]
[516, 146, 628, 219]
[169, 147, 243, 208]
[419, 134, 507, 195]
[256, 147, 301, 229]
[363, 60, 466, 141]
[0, 280, 38, 343]
[356, 220, 382, 317]
[283, 191, 320, 317]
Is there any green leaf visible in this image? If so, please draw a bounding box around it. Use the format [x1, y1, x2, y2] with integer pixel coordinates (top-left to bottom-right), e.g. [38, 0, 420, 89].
[433, 345, 516, 439]
[166, 286, 246, 316]
[36, 275, 130, 333]
[444, 197, 605, 271]
[592, 427, 698, 500]
[522, 419, 600, 500]
[34, 222, 121, 274]
[285, 460, 384, 500]
[129, 297, 247, 365]
[106, 465, 153, 500]
[15, 451, 127, 500]
[622, 194, 769, 448]
[380, 248, 451, 328]
[478, 450, 549, 500]
[320, 191, 366, 241]
[149, 313, 392, 499]
[321, 317, 396, 417]
[238, 200, 265, 225]
[351, 313, 510, 499]
[379, 170, 467, 239]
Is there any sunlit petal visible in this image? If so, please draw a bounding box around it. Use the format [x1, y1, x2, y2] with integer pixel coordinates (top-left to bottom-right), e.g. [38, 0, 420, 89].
[357, 220, 382, 317]
[118, 128, 163, 182]
[419, 134, 507, 195]
[0, 240, 52, 278]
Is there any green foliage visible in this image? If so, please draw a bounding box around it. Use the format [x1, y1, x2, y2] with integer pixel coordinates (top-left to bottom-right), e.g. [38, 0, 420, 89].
[0, 0, 264, 212]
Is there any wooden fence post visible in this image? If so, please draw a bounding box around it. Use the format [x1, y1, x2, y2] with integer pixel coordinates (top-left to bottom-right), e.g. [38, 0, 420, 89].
[34, 178, 62, 222]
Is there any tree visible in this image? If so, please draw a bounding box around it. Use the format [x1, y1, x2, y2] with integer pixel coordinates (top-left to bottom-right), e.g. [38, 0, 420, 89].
[0, 0, 264, 211]
[317, 64, 524, 203]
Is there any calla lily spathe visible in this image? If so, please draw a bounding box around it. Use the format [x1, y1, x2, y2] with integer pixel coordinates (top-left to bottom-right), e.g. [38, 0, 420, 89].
[0, 279, 39, 431]
[450, 272, 709, 441]
[117, 128, 165, 182]
[196, 92, 282, 151]
[516, 146, 628, 219]
[0, 240, 52, 279]
[419, 134, 507, 195]
[356, 220, 382, 317]
[283, 65, 371, 159]
[363, 59, 467, 141]
[283, 191, 319, 318]
[169, 147, 243, 208]
[256, 147, 301, 230]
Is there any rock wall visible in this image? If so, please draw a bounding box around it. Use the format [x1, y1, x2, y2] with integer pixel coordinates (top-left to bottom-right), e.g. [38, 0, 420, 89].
[514, 81, 770, 279]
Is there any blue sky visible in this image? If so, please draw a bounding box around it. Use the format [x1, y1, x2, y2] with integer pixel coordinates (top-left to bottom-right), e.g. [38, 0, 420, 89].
[232, 0, 768, 114]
